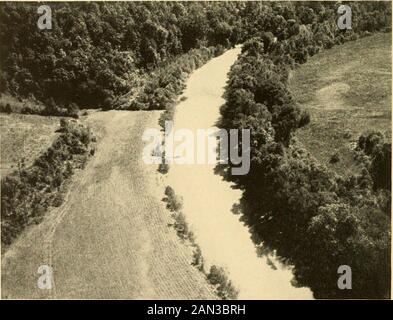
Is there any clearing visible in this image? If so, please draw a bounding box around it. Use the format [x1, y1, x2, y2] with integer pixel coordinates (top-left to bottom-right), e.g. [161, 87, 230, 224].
[1, 110, 215, 299]
[289, 32, 391, 176]
[0, 113, 59, 177]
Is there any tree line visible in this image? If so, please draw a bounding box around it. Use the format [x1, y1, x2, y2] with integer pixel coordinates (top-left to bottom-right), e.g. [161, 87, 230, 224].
[0, 1, 391, 298]
[2, 2, 390, 114]
[1, 119, 96, 247]
[217, 1, 391, 299]
[0, 1, 239, 112]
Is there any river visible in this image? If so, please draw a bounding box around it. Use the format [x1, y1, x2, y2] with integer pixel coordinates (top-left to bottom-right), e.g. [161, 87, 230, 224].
[166, 47, 313, 299]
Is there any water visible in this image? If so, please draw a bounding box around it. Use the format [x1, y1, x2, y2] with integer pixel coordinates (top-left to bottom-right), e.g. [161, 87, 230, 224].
[167, 48, 313, 299]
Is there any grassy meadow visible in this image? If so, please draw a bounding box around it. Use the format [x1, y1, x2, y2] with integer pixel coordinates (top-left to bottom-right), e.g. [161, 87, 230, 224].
[0, 113, 60, 176]
[290, 32, 391, 176]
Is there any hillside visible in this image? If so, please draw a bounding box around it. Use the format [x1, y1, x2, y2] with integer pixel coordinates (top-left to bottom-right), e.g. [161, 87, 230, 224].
[290, 32, 391, 176]
[1, 2, 390, 113]
[1, 1, 391, 300]
[0, 113, 59, 176]
[1, 110, 216, 299]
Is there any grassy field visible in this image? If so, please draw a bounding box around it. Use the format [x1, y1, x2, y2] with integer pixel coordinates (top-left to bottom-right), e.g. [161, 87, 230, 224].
[0, 113, 60, 177]
[290, 32, 391, 176]
[2, 110, 216, 299]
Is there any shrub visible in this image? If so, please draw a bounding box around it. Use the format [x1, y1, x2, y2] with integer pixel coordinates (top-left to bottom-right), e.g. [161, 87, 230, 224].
[158, 162, 169, 174]
[191, 244, 205, 271]
[358, 131, 384, 155]
[298, 110, 311, 128]
[207, 265, 239, 300]
[67, 103, 79, 119]
[172, 211, 190, 240]
[163, 186, 183, 212]
[59, 118, 68, 132]
[102, 97, 114, 111]
[131, 47, 217, 112]
[219, 12, 391, 298]
[1, 121, 96, 246]
[1, 103, 12, 113]
[329, 152, 340, 164]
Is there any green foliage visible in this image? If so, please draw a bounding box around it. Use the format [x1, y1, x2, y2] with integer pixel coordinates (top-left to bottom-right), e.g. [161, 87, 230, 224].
[129, 47, 217, 111]
[1, 120, 95, 247]
[330, 152, 340, 164]
[207, 265, 239, 300]
[0, 94, 45, 114]
[163, 186, 183, 213]
[219, 3, 391, 299]
[358, 132, 391, 190]
[1, 0, 390, 298]
[191, 244, 204, 272]
[2, 2, 390, 113]
[0, 2, 239, 112]
[163, 186, 193, 242]
[158, 162, 169, 175]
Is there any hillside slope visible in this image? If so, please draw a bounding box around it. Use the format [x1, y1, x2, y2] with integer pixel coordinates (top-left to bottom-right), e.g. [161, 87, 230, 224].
[1, 110, 215, 299]
[290, 32, 391, 176]
[0, 113, 59, 176]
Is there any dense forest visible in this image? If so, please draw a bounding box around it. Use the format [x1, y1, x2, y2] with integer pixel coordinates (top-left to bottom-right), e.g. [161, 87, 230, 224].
[217, 2, 391, 299]
[0, 1, 240, 113]
[2, 1, 389, 113]
[0, 1, 391, 299]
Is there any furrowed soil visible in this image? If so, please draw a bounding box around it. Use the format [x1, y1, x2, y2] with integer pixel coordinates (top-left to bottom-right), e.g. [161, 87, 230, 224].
[1, 110, 215, 299]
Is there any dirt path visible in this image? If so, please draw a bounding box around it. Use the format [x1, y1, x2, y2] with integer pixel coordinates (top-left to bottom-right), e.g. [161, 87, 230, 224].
[2, 110, 215, 299]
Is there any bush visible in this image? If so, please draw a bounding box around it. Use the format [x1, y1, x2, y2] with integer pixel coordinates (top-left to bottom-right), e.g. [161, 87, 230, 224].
[1, 121, 96, 246]
[102, 97, 114, 111]
[191, 244, 205, 271]
[0, 95, 44, 114]
[1, 2, 390, 114]
[131, 47, 217, 112]
[207, 265, 239, 300]
[172, 211, 190, 240]
[67, 103, 79, 119]
[1, 103, 12, 113]
[298, 110, 311, 128]
[329, 152, 340, 164]
[358, 131, 384, 155]
[59, 118, 68, 132]
[158, 162, 169, 174]
[163, 186, 183, 212]
[219, 12, 391, 298]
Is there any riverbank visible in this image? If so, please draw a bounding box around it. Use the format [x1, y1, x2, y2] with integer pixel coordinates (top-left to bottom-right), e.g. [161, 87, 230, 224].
[164, 47, 313, 299]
